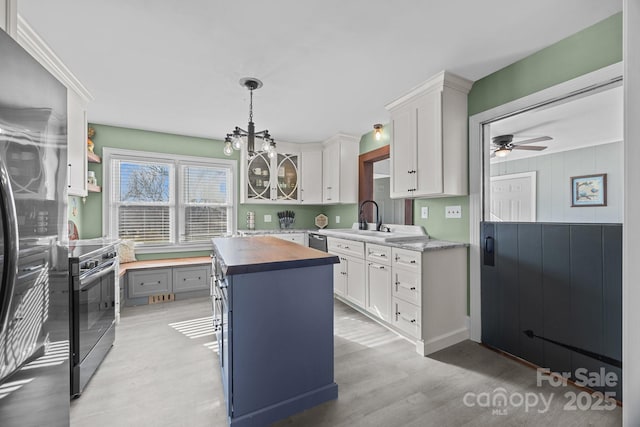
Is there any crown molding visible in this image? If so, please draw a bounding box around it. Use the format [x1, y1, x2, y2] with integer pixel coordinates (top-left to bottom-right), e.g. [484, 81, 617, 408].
[385, 70, 473, 111]
[16, 14, 93, 103]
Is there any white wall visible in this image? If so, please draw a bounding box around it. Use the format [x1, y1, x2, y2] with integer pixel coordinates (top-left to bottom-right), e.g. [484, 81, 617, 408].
[623, 0, 640, 424]
[491, 141, 623, 223]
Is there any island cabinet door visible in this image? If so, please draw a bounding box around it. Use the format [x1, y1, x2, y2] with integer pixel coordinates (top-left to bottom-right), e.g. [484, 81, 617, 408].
[333, 256, 347, 296]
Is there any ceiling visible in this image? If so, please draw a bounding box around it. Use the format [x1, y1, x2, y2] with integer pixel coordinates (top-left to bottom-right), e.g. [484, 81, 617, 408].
[18, 0, 621, 143]
[489, 83, 623, 162]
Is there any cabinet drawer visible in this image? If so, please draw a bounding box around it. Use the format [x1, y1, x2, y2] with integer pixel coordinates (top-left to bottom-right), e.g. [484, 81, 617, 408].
[272, 233, 305, 245]
[173, 265, 210, 292]
[392, 247, 421, 272]
[128, 269, 171, 298]
[366, 243, 391, 265]
[392, 297, 421, 338]
[393, 269, 421, 305]
[327, 237, 365, 259]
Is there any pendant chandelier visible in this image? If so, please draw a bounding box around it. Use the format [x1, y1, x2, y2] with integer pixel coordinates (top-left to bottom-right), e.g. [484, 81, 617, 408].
[224, 77, 276, 158]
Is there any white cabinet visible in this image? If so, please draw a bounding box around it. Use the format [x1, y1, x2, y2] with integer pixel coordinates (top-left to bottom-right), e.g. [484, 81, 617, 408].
[327, 237, 366, 306]
[328, 234, 468, 356]
[299, 149, 323, 204]
[367, 261, 391, 322]
[386, 71, 472, 199]
[16, 16, 93, 197]
[271, 233, 306, 246]
[242, 151, 300, 203]
[67, 90, 89, 196]
[322, 134, 359, 204]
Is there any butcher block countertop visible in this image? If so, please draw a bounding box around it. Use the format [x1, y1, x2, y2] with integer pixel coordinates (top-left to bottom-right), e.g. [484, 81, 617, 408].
[212, 236, 338, 276]
[118, 256, 211, 277]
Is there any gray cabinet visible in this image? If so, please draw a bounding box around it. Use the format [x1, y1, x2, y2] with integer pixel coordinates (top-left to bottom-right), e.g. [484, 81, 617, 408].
[128, 269, 172, 298]
[173, 265, 209, 292]
[125, 264, 211, 305]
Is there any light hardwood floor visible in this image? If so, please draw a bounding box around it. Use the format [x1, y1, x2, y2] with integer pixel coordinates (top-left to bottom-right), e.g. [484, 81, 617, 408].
[71, 297, 621, 427]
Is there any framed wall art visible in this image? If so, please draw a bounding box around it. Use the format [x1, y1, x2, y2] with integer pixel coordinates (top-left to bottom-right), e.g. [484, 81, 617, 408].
[571, 173, 607, 207]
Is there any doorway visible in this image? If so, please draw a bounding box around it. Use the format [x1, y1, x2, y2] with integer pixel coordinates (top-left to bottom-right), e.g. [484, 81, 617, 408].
[358, 145, 412, 225]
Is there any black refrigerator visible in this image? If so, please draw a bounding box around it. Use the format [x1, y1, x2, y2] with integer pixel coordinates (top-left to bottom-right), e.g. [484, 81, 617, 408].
[0, 29, 70, 426]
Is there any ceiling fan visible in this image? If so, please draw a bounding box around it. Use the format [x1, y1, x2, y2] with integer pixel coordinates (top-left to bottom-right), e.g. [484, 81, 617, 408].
[491, 134, 552, 158]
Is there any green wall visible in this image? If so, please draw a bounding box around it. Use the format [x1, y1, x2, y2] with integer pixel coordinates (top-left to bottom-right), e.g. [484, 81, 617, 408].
[238, 204, 329, 230]
[468, 12, 622, 115]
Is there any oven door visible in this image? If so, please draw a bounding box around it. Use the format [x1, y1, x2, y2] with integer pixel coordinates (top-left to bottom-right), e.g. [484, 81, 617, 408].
[74, 261, 115, 364]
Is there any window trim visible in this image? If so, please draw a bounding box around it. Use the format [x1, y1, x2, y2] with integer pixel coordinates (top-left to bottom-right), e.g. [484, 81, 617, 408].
[103, 147, 237, 253]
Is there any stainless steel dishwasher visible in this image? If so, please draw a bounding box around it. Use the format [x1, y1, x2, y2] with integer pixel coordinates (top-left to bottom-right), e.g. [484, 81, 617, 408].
[308, 233, 327, 252]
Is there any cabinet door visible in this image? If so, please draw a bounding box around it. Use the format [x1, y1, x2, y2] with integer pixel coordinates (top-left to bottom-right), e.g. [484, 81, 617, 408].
[390, 105, 416, 198]
[339, 140, 358, 204]
[300, 150, 323, 204]
[173, 265, 210, 292]
[322, 141, 340, 203]
[245, 152, 274, 202]
[333, 257, 346, 297]
[345, 256, 366, 307]
[276, 153, 299, 202]
[367, 262, 391, 322]
[415, 89, 444, 196]
[67, 90, 88, 196]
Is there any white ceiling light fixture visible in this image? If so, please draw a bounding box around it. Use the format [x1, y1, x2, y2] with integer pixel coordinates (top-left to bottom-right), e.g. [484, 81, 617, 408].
[494, 146, 511, 157]
[224, 77, 276, 158]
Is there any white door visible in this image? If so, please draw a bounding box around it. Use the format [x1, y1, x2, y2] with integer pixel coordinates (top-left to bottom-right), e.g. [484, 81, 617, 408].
[490, 172, 536, 222]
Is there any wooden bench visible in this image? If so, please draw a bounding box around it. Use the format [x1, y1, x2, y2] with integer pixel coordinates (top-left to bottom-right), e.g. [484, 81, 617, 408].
[119, 256, 212, 306]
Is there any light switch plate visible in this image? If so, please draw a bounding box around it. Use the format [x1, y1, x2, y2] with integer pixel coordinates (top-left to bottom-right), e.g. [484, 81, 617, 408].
[445, 205, 462, 219]
[335, 216, 341, 224]
[421, 207, 429, 219]
[264, 214, 272, 223]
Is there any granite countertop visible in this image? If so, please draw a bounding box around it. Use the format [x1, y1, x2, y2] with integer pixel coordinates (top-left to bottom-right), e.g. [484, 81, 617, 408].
[238, 229, 314, 235]
[212, 236, 338, 275]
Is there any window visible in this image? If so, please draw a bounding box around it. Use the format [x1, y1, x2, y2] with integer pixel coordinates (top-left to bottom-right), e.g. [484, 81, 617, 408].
[103, 148, 236, 252]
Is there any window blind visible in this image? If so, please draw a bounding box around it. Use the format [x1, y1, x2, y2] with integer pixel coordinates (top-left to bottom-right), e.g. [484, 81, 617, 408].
[112, 159, 175, 244]
[180, 164, 231, 243]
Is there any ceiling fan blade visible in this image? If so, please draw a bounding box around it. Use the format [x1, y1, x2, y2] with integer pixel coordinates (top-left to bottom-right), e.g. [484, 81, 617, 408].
[514, 136, 552, 145]
[513, 145, 547, 151]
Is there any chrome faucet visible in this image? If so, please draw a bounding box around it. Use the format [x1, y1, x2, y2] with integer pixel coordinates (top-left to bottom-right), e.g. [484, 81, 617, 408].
[359, 200, 382, 231]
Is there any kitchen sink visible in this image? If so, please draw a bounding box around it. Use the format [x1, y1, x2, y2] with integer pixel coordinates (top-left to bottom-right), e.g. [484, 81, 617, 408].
[320, 228, 428, 243]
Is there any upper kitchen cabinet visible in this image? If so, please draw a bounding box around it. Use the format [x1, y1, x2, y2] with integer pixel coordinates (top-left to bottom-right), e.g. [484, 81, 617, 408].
[299, 147, 323, 204]
[386, 71, 472, 199]
[322, 134, 359, 204]
[242, 141, 306, 204]
[16, 15, 94, 197]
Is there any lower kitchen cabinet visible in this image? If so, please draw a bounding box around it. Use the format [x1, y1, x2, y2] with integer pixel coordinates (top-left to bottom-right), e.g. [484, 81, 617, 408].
[366, 262, 391, 322]
[344, 256, 366, 307]
[327, 236, 467, 356]
[125, 263, 211, 306]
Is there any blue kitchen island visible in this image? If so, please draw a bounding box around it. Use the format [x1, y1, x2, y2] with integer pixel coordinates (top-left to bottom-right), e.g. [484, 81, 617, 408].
[211, 236, 339, 427]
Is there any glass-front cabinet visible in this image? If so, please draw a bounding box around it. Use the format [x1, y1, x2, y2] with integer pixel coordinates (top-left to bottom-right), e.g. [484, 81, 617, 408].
[243, 151, 300, 203]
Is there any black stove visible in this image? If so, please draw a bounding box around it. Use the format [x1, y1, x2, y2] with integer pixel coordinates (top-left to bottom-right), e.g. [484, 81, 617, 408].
[68, 240, 119, 397]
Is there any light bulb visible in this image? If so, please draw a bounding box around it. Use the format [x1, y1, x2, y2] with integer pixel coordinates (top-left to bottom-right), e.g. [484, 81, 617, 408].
[495, 147, 510, 158]
[373, 124, 383, 141]
[223, 142, 233, 156]
[261, 139, 270, 152]
[375, 130, 382, 141]
[268, 150, 276, 159]
[232, 136, 242, 151]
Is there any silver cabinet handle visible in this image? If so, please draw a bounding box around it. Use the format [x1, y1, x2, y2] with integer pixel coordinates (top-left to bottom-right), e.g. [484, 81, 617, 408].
[369, 264, 385, 270]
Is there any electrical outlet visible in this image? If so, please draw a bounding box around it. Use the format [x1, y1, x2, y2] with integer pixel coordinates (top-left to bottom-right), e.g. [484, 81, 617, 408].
[445, 205, 462, 219]
[264, 214, 272, 223]
[335, 216, 341, 224]
[421, 207, 429, 219]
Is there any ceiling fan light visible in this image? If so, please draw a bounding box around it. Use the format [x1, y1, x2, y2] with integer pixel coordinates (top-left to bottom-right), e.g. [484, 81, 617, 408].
[495, 147, 511, 157]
